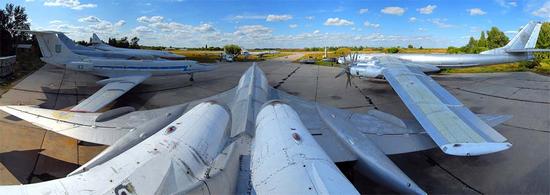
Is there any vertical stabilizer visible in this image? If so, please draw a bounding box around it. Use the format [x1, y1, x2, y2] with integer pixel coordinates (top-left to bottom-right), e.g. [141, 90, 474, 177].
[91, 33, 102, 44]
[481, 21, 549, 54]
[504, 21, 541, 50]
[27, 31, 81, 65]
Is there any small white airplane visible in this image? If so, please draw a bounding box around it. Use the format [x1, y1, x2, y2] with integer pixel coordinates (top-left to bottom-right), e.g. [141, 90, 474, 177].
[28, 31, 216, 113]
[241, 48, 279, 58]
[90, 33, 186, 60]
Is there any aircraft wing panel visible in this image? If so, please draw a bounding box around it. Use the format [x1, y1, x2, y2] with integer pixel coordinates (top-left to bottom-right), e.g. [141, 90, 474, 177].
[381, 63, 511, 156]
[0, 106, 130, 145]
[70, 74, 151, 113]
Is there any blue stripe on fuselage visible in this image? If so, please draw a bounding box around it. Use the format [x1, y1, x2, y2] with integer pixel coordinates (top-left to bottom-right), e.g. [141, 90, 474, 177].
[94, 65, 188, 71]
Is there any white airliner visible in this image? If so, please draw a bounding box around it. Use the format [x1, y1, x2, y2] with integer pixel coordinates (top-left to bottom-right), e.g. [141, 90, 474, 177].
[28, 31, 216, 112]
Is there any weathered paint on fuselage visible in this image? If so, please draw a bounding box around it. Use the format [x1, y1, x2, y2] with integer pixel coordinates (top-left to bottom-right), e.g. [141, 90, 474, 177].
[64, 58, 214, 77]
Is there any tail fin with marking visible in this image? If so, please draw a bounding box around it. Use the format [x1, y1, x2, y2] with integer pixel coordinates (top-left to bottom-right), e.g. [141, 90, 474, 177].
[26, 31, 81, 65]
[482, 21, 550, 55]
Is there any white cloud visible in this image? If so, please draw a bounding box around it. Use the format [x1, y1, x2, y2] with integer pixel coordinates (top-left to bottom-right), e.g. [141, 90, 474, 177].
[381, 7, 405, 16]
[133, 26, 154, 34]
[78, 16, 100, 23]
[428, 18, 454, 28]
[49, 20, 63, 24]
[359, 8, 369, 14]
[532, 1, 550, 18]
[409, 17, 417, 22]
[313, 30, 320, 34]
[324, 18, 354, 26]
[495, 0, 517, 8]
[234, 25, 272, 39]
[230, 15, 266, 20]
[44, 0, 97, 10]
[266, 14, 293, 22]
[289, 24, 298, 28]
[195, 23, 216, 33]
[137, 16, 165, 23]
[305, 16, 315, 20]
[417, 5, 436, 14]
[468, 8, 487, 16]
[363, 21, 380, 28]
[114, 20, 126, 27]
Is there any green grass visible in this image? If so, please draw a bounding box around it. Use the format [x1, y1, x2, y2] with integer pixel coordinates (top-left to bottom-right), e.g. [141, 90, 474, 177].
[169, 50, 291, 63]
[442, 60, 550, 74]
[441, 63, 529, 73]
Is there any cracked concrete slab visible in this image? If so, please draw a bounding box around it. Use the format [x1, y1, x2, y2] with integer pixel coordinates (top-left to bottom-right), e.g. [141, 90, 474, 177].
[0, 54, 548, 194]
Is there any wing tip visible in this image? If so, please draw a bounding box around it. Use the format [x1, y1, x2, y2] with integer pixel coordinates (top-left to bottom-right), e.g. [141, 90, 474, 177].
[441, 142, 512, 156]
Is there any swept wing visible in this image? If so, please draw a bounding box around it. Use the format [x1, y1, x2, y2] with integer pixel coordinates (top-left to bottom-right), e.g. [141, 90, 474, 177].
[70, 74, 151, 113]
[378, 56, 511, 156]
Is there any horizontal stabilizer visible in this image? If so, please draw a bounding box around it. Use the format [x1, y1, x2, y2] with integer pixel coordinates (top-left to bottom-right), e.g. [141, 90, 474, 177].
[505, 49, 550, 53]
[70, 74, 151, 113]
[0, 106, 131, 145]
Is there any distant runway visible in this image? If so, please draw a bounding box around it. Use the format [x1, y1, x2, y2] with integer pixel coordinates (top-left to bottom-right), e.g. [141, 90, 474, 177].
[0, 54, 548, 194]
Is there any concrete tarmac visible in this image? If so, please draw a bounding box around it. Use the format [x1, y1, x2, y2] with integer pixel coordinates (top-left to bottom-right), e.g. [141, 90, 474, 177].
[0, 54, 548, 194]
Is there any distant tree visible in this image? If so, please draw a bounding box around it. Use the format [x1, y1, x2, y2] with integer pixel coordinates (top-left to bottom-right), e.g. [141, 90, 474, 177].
[334, 47, 352, 56]
[76, 40, 89, 46]
[478, 31, 487, 48]
[384, 47, 400, 53]
[419, 46, 423, 49]
[486, 27, 509, 49]
[129, 37, 140, 49]
[407, 44, 414, 49]
[535, 22, 550, 60]
[447, 46, 463, 54]
[0, 3, 30, 56]
[224, 44, 241, 56]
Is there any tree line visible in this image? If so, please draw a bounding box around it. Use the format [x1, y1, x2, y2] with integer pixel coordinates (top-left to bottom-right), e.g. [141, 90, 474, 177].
[447, 27, 510, 54]
[0, 3, 30, 56]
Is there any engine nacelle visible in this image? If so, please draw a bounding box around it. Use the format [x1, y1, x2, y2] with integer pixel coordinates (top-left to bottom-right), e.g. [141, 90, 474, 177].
[350, 64, 384, 78]
[251, 101, 359, 194]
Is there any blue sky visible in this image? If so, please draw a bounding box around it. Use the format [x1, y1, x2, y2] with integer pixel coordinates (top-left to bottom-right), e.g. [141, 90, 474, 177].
[6, 0, 550, 48]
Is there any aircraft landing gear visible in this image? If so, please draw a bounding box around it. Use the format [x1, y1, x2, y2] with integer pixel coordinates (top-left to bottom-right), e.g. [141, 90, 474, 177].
[189, 73, 194, 82]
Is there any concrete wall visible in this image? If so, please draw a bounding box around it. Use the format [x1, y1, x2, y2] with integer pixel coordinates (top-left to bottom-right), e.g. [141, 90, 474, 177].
[0, 55, 15, 78]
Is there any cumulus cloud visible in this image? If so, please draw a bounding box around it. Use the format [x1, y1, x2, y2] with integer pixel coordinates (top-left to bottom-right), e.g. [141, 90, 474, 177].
[381, 7, 405, 16]
[417, 5, 436, 14]
[230, 15, 266, 20]
[49, 20, 63, 24]
[44, 0, 97, 10]
[324, 18, 354, 26]
[468, 8, 487, 16]
[363, 21, 380, 28]
[428, 18, 454, 28]
[532, 1, 550, 18]
[114, 20, 126, 27]
[234, 25, 273, 39]
[359, 8, 369, 14]
[137, 16, 165, 23]
[495, 0, 517, 8]
[133, 26, 154, 34]
[195, 23, 216, 33]
[266, 14, 292, 22]
[289, 24, 298, 28]
[78, 16, 101, 23]
[409, 17, 417, 22]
